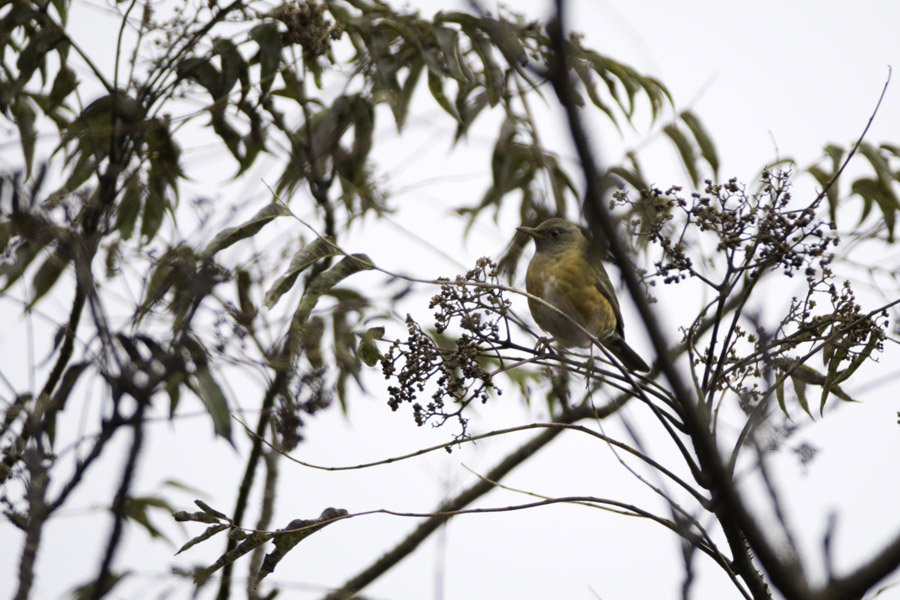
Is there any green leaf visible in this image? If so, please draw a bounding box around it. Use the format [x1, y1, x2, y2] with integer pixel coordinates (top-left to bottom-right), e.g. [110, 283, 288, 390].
[195, 531, 272, 585]
[465, 29, 504, 107]
[256, 508, 348, 585]
[0, 221, 10, 255]
[680, 110, 718, 178]
[176, 523, 229, 555]
[177, 57, 222, 97]
[791, 375, 812, 418]
[301, 316, 326, 370]
[356, 326, 385, 367]
[11, 96, 36, 177]
[852, 177, 895, 241]
[201, 203, 290, 260]
[195, 499, 229, 520]
[820, 345, 847, 415]
[285, 254, 374, 365]
[0, 225, 54, 293]
[140, 180, 170, 243]
[264, 237, 341, 309]
[571, 59, 619, 131]
[45, 362, 90, 446]
[213, 38, 242, 98]
[663, 123, 699, 187]
[433, 26, 471, 84]
[48, 64, 78, 110]
[115, 171, 142, 240]
[427, 69, 460, 122]
[775, 376, 788, 417]
[392, 57, 424, 129]
[191, 365, 232, 442]
[250, 23, 283, 97]
[122, 495, 175, 543]
[27, 246, 70, 311]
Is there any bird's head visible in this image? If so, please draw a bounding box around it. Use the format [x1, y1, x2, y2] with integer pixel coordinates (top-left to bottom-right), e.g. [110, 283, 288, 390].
[516, 218, 586, 253]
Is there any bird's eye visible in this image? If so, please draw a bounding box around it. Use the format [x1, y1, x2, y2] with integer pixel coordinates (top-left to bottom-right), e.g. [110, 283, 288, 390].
[550, 229, 559, 237]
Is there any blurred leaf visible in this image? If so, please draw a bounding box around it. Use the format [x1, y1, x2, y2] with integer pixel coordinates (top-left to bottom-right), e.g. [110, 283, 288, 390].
[356, 326, 385, 367]
[48, 64, 78, 110]
[176, 523, 229, 555]
[433, 26, 471, 83]
[427, 69, 460, 122]
[11, 96, 36, 177]
[177, 57, 222, 97]
[256, 508, 348, 585]
[571, 59, 619, 131]
[473, 36, 504, 107]
[115, 171, 143, 240]
[301, 316, 326, 369]
[137, 245, 196, 322]
[792, 375, 811, 418]
[820, 345, 846, 415]
[852, 177, 895, 241]
[775, 377, 787, 417]
[26, 245, 69, 311]
[44, 361, 89, 446]
[393, 56, 424, 129]
[680, 110, 718, 178]
[213, 37, 242, 98]
[264, 237, 341, 309]
[663, 123, 699, 187]
[285, 254, 374, 365]
[122, 495, 176, 543]
[202, 203, 291, 260]
[195, 499, 229, 521]
[250, 23, 283, 97]
[191, 365, 233, 442]
[0, 217, 55, 292]
[0, 221, 10, 254]
[195, 531, 272, 585]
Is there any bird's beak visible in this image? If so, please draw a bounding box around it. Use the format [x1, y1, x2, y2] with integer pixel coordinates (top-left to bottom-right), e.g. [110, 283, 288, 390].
[516, 225, 540, 239]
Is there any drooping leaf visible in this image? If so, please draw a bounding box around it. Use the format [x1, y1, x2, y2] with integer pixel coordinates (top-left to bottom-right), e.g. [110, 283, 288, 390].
[176, 523, 229, 556]
[213, 37, 243, 99]
[190, 365, 232, 442]
[427, 68, 460, 122]
[48, 64, 78, 110]
[121, 495, 176, 542]
[201, 203, 291, 260]
[663, 123, 700, 188]
[115, 171, 142, 240]
[194, 531, 271, 585]
[26, 245, 70, 311]
[194, 499, 229, 521]
[11, 96, 37, 177]
[250, 23, 283, 97]
[392, 56, 424, 129]
[301, 316, 326, 370]
[264, 237, 341, 309]
[852, 177, 895, 241]
[356, 326, 385, 367]
[680, 110, 719, 178]
[284, 254, 374, 365]
[44, 361, 89, 446]
[255, 508, 348, 585]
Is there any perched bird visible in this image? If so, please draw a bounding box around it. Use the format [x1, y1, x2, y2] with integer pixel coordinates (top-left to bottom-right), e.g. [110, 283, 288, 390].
[517, 218, 650, 372]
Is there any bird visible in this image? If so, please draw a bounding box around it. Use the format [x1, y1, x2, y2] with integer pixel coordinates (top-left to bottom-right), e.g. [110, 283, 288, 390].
[516, 218, 650, 372]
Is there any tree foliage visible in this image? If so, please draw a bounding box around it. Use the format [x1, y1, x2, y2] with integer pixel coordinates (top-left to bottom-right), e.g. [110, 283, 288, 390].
[1, 1, 899, 599]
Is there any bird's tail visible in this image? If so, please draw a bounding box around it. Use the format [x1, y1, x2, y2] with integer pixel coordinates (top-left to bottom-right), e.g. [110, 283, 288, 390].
[602, 336, 650, 372]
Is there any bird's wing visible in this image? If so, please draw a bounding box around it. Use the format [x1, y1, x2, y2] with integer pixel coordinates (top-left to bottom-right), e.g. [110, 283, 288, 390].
[592, 264, 626, 338]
